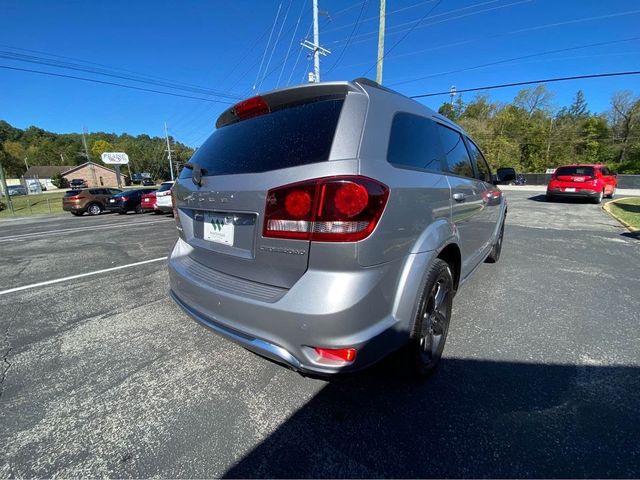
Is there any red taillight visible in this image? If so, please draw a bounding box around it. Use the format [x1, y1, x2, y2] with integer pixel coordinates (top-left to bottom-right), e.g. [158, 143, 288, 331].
[66, 195, 83, 200]
[285, 190, 312, 217]
[233, 96, 270, 121]
[334, 182, 369, 217]
[314, 347, 357, 364]
[121, 196, 128, 201]
[263, 176, 389, 242]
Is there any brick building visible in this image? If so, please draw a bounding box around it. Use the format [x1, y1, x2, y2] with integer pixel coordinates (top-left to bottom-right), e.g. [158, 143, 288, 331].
[62, 162, 128, 187]
[22, 162, 129, 189]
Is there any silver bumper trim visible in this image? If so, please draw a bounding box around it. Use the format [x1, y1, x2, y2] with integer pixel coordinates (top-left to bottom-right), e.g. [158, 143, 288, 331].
[170, 290, 304, 371]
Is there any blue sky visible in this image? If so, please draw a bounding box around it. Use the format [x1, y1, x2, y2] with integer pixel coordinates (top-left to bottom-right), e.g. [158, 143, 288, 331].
[1, 0, 639, 147]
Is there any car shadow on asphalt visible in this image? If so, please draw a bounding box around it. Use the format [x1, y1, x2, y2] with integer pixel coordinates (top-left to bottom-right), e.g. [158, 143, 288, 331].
[621, 231, 640, 240]
[528, 194, 594, 204]
[224, 357, 640, 478]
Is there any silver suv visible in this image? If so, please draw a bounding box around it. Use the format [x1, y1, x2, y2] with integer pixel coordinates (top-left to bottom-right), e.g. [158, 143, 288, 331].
[169, 78, 507, 377]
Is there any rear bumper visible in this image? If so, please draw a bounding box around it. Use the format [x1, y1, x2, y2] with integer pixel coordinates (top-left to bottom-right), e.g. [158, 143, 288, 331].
[547, 187, 599, 198]
[168, 239, 408, 375]
[62, 204, 83, 212]
[105, 204, 126, 212]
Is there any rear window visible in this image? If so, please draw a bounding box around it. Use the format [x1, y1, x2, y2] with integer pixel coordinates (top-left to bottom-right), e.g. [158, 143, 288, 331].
[157, 182, 173, 192]
[556, 166, 594, 177]
[64, 190, 82, 197]
[387, 113, 444, 172]
[180, 98, 344, 178]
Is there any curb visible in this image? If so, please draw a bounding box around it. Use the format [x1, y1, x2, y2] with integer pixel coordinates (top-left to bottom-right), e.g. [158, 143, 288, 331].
[602, 198, 638, 232]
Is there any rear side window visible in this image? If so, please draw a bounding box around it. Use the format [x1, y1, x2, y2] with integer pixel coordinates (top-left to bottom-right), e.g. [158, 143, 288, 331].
[387, 113, 443, 172]
[600, 167, 610, 176]
[181, 98, 344, 177]
[438, 125, 474, 178]
[466, 139, 492, 182]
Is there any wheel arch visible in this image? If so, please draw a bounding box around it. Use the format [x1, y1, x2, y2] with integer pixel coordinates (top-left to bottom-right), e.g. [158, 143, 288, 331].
[436, 243, 462, 293]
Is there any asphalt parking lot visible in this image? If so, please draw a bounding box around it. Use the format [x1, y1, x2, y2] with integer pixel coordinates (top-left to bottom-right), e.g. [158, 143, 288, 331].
[1, 191, 639, 478]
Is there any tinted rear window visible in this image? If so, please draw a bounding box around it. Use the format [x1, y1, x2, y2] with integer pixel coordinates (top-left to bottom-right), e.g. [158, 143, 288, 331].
[387, 113, 444, 172]
[157, 183, 173, 192]
[556, 166, 594, 176]
[180, 98, 344, 178]
[438, 125, 474, 178]
[64, 190, 82, 197]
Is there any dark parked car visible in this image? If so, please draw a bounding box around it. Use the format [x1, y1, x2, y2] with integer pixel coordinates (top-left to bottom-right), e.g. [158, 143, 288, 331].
[141, 178, 156, 186]
[169, 78, 507, 378]
[62, 187, 122, 216]
[69, 179, 88, 189]
[105, 189, 156, 214]
[494, 167, 518, 185]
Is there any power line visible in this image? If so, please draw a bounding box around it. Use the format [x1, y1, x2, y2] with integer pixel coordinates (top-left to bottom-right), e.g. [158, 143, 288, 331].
[334, 8, 640, 69]
[258, 0, 293, 91]
[323, 0, 439, 36]
[325, 0, 369, 75]
[329, 0, 527, 49]
[253, 2, 284, 92]
[0, 64, 234, 104]
[409, 71, 640, 99]
[277, 0, 307, 87]
[390, 36, 640, 86]
[362, 0, 443, 77]
[0, 50, 241, 100]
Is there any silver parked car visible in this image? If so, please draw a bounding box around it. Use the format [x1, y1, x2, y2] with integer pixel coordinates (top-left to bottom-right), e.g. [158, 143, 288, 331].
[169, 78, 507, 377]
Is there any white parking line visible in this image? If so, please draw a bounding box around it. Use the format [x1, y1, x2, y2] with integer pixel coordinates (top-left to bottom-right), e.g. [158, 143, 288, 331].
[0, 257, 168, 296]
[0, 219, 174, 242]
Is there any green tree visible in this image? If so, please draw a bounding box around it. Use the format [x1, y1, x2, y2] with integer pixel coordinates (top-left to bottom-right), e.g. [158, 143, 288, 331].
[91, 139, 113, 161]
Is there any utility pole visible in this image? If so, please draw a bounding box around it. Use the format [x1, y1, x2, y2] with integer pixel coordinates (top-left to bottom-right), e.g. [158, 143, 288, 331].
[301, 0, 330, 83]
[450, 85, 457, 104]
[312, 0, 320, 82]
[376, 0, 386, 84]
[82, 127, 98, 186]
[165, 122, 174, 181]
[24, 157, 29, 171]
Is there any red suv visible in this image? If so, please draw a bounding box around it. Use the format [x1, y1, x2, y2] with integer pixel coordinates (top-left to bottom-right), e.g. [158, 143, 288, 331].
[546, 164, 617, 204]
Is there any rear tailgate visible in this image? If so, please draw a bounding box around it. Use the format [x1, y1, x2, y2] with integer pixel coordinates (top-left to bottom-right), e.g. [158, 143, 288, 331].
[174, 85, 365, 289]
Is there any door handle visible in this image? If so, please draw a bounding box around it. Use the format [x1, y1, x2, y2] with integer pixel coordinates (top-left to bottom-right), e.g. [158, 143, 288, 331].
[453, 192, 466, 202]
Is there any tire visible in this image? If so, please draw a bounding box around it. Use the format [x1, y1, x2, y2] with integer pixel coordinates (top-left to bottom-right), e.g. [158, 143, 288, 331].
[135, 205, 143, 214]
[86, 203, 102, 216]
[606, 187, 615, 199]
[593, 190, 604, 204]
[154, 210, 163, 215]
[405, 258, 454, 378]
[485, 221, 504, 263]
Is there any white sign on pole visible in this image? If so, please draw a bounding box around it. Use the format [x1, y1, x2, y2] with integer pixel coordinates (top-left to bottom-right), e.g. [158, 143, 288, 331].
[545, 168, 556, 174]
[101, 152, 130, 165]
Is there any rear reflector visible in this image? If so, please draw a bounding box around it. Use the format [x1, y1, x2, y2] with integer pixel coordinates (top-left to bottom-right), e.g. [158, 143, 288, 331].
[314, 347, 357, 364]
[233, 96, 270, 121]
[264, 176, 389, 242]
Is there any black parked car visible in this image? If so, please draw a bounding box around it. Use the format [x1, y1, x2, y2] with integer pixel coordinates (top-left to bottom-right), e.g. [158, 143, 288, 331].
[105, 189, 156, 214]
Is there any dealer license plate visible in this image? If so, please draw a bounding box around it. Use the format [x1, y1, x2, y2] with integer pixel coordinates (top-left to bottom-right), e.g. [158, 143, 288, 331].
[203, 213, 234, 246]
